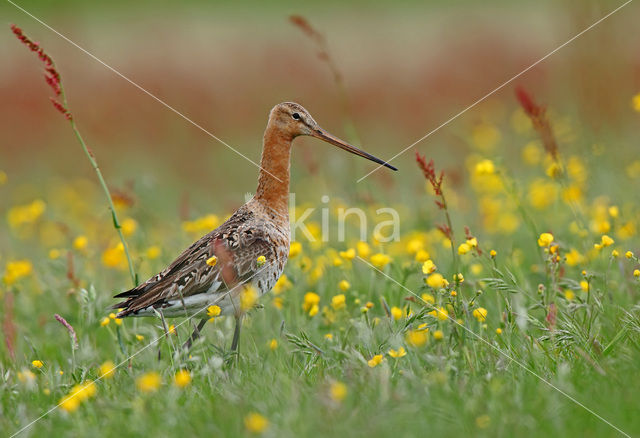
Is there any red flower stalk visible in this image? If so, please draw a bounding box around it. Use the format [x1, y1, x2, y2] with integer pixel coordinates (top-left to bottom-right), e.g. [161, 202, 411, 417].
[11, 24, 71, 119]
[515, 85, 557, 160]
[415, 151, 454, 239]
[546, 303, 557, 330]
[415, 151, 444, 198]
[416, 151, 458, 270]
[289, 15, 344, 100]
[54, 313, 79, 350]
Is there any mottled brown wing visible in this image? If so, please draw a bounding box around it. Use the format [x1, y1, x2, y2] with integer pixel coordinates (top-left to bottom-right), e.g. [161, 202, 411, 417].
[113, 206, 276, 316]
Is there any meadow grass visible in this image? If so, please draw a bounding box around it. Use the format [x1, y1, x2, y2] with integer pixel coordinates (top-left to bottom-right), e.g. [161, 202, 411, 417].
[3, 19, 640, 438]
[3, 109, 640, 436]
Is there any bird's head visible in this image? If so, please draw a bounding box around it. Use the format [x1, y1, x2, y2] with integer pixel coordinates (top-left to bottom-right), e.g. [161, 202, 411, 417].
[268, 102, 397, 171]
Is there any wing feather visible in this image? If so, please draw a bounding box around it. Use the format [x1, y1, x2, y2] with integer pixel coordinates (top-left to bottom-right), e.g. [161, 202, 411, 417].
[113, 205, 278, 317]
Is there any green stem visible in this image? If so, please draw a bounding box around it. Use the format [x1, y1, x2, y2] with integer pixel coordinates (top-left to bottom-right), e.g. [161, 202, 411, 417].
[59, 83, 137, 287]
[70, 124, 137, 286]
[439, 191, 458, 274]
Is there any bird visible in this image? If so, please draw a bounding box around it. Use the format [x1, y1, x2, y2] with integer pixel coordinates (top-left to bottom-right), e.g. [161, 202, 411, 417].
[113, 102, 397, 351]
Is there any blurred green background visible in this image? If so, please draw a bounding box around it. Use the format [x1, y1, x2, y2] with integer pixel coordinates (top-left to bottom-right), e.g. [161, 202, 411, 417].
[2, 0, 637, 204]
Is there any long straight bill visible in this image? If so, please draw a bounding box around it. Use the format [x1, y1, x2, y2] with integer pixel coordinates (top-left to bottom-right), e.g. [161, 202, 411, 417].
[313, 129, 397, 171]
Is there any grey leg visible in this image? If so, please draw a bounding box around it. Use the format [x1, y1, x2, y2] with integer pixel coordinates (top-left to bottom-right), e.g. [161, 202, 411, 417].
[183, 318, 207, 350]
[231, 315, 242, 352]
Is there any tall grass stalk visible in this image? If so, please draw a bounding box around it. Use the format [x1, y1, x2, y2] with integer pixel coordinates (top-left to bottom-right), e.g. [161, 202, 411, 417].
[10, 24, 137, 286]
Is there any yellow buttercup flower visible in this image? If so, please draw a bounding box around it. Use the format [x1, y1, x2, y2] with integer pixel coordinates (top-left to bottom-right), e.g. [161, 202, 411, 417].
[329, 381, 348, 402]
[390, 306, 403, 320]
[7, 199, 46, 229]
[339, 248, 356, 260]
[31, 360, 43, 369]
[426, 273, 447, 289]
[565, 249, 583, 266]
[120, 217, 138, 236]
[146, 246, 161, 260]
[433, 330, 444, 341]
[421, 259, 436, 274]
[338, 279, 350, 291]
[406, 238, 424, 254]
[256, 255, 266, 267]
[475, 159, 495, 175]
[268, 339, 278, 350]
[564, 290, 575, 301]
[136, 371, 161, 393]
[3, 260, 33, 285]
[102, 243, 127, 269]
[240, 286, 259, 311]
[72, 235, 88, 251]
[289, 241, 302, 258]
[206, 256, 218, 267]
[331, 294, 346, 310]
[244, 412, 269, 434]
[370, 253, 391, 269]
[99, 361, 116, 379]
[472, 307, 488, 322]
[207, 305, 221, 322]
[273, 274, 292, 294]
[388, 347, 407, 358]
[302, 292, 320, 316]
[415, 249, 430, 262]
[367, 354, 383, 368]
[430, 307, 449, 321]
[421, 293, 435, 304]
[182, 214, 219, 234]
[174, 370, 191, 388]
[406, 329, 428, 347]
[356, 241, 371, 258]
[537, 233, 554, 247]
[59, 381, 96, 413]
[600, 235, 614, 247]
[458, 242, 471, 255]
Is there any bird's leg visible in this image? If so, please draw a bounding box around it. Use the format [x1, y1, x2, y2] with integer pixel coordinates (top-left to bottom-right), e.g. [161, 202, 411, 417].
[230, 315, 243, 354]
[183, 318, 208, 350]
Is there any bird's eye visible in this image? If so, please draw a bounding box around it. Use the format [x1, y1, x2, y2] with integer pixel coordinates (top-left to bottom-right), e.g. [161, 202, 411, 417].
[292, 113, 301, 120]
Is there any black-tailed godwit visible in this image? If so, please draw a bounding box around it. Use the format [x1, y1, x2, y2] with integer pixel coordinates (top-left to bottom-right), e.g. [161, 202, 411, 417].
[113, 102, 397, 350]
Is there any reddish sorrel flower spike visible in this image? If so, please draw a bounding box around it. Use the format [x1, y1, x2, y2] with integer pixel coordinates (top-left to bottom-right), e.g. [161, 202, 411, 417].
[10, 24, 71, 119]
[514, 85, 557, 160]
[415, 151, 444, 197]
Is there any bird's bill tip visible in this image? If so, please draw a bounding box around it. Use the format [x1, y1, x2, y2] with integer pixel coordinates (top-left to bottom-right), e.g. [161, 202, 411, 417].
[312, 129, 397, 171]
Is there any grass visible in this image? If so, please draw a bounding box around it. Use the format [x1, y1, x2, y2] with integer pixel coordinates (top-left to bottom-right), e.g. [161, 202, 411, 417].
[3, 120, 640, 436]
[3, 15, 640, 438]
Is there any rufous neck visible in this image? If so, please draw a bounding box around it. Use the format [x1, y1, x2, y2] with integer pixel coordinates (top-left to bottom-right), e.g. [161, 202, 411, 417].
[254, 122, 292, 216]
